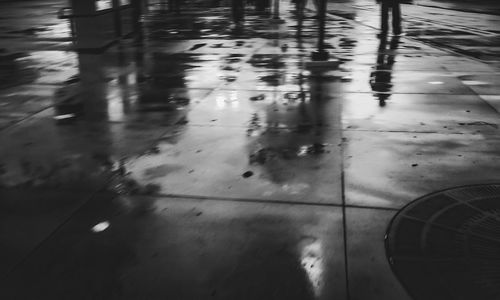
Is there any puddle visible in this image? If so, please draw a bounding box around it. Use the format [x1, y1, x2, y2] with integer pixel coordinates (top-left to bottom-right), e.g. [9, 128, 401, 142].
[249, 143, 329, 164]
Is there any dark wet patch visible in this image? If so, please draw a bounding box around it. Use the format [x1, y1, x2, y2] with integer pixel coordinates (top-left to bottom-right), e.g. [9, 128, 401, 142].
[458, 121, 498, 128]
[247, 113, 262, 136]
[7, 27, 49, 36]
[339, 37, 357, 49]
[220, 75, 237, 82]
[137, 90, 191, 111]
[248, 54, 286, 69]
[175, 117, 189, 125]
[189, 43, 206, 51]
[143, 164, 179, 179]
[250, 94, 266, 101]
[326, 10, 356, 20]
[259, 73, 282, 86]
[220, 65, 239, 71]
[284, 92, 303, 101]
[0, 52, 38, 88]
[242, 171, 254, 178]
[111, 176, 161, 196]
[144, 146, 161, 155]
[54, 85, 84, 122]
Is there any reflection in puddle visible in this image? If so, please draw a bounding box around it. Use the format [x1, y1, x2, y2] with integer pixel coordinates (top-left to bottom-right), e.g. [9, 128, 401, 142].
[91, 221, 110, 233]
[215, 91, 240, 110]
[300, 239, 324, 297]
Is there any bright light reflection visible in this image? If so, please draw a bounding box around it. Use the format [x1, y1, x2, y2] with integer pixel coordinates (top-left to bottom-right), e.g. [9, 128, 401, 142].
[128, 73, 136, 85]
[480, 95, 500, 101]
[91, 221, 110, 233]
[53, 113, 75, 120]
[229, 91, 238, 102]
[428, 81, 444, 85]
[462, 80, 489, 86]
[108, 96, 125, 121]
[300, 240, 324, 297]
[215, 95, 226, 109]
[297, 145, 308, 157]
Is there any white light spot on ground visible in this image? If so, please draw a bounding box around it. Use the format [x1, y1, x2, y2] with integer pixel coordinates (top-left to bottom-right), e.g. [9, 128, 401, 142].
[96, 0, 112, 10]
[462, 80, 489, 86]
[480, 95, 500, 101]
[53, 113, 76, 120]
[428, 81, 444, 85]
[301, 240, 324, 297]
[282, 183, 310, 194]
[215, 95, 226, 109]
[91, 221, 110, 233]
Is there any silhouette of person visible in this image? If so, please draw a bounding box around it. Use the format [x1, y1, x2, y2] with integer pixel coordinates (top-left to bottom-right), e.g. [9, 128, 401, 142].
[369, 35, 400, 106]
[377, 0, 402, 36]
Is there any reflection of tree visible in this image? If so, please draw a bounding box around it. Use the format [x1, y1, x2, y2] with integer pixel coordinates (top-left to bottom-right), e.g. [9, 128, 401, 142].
[369, 35, 400, 106]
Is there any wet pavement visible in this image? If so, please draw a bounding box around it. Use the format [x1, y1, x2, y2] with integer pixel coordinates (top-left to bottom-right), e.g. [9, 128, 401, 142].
[1, 0, 500, 299]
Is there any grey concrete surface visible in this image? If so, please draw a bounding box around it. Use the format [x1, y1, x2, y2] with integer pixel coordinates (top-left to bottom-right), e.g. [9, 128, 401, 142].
[0, 0, 499, 299]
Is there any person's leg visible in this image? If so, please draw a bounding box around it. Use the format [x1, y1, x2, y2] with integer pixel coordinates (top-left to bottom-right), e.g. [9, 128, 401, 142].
[256, 0, 265, 11]
[231, 0, 238, 23]
[174, 0, 181, 14]
[232, 0, 244, 23]
[392, 0, 401, 34]
[296, 0, 306, 34]
[297, 0, 307, 17]
[238, 0, 245, 21]
[380, 1, 389, 34]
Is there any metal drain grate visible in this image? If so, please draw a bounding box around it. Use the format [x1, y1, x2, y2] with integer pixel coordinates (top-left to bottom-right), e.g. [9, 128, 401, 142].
[386, 184, 500, 300]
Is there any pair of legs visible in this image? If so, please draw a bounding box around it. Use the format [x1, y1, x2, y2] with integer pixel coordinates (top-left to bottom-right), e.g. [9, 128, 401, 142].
[380, 0, 401, 35]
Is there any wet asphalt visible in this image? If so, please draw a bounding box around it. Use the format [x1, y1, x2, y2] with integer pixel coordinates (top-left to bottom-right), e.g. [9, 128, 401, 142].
[0, 0, 500, 299]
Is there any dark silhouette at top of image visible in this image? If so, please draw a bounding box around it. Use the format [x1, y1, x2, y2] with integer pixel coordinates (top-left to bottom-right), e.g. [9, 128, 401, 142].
[376, 0, 402, 37]
[168, 0, 184, 14]
[232, 0, 245, 25]
[369, 35, 400, 106]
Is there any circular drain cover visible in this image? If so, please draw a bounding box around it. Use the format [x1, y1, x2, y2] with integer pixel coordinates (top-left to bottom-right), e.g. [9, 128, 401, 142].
[386, 184, 500, 300]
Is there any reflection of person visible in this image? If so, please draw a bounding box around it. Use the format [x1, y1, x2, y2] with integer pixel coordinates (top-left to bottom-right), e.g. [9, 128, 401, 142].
[246, 70, 328, 184]
[232, 0, 245, 25]
[369, 35, 400, 106]
[294, 0, 319, 18]
[168, 0, 183, 14]
[376, 0, 402, 37]
[293, 0, 319, 35]
[255, 0, 270, 12]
